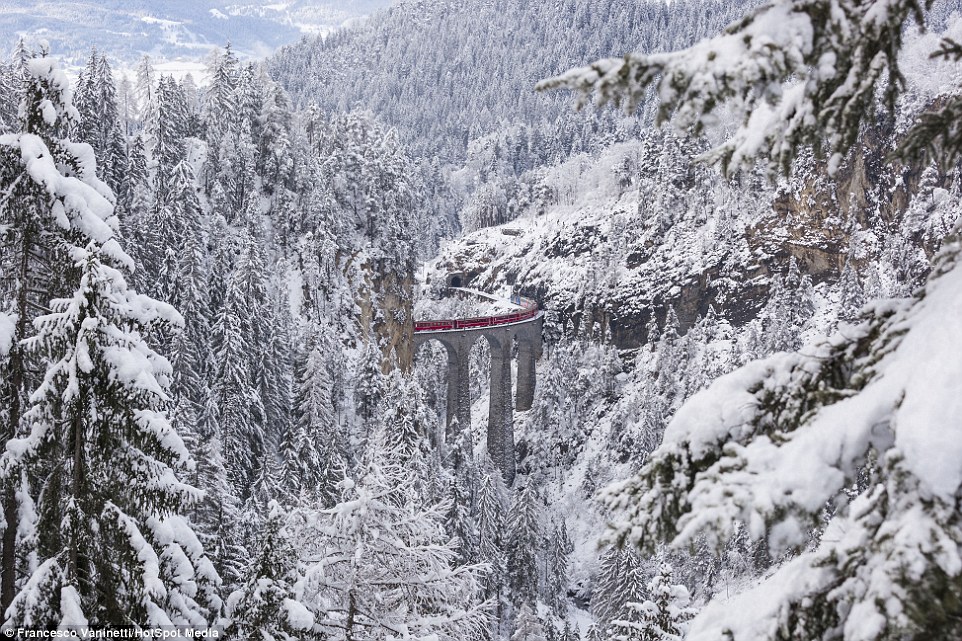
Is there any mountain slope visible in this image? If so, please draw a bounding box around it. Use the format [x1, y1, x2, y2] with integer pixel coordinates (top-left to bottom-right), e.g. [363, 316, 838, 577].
[269, 0, 756, 163]
[0, 0, 394, 64]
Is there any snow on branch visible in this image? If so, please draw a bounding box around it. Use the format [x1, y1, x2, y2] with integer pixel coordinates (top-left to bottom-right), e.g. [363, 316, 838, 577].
[0, 311, 15, 358]
[538, 0, 933, 176]
[104, 502, 168, 605]
[599, 235, 962, 640]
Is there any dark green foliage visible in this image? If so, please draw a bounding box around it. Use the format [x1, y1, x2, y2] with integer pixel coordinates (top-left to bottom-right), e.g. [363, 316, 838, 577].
[610, 563, 695, 641]
[506, 484, 541, 606]
[591, 547, 646, 634]
[4, 197, 219, 627]
[225, 502, 312, 640]
[73, 50, 127, 192]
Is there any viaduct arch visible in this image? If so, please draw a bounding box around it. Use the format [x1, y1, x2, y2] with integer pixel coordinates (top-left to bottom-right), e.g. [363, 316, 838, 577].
[413, 293, 543, 485]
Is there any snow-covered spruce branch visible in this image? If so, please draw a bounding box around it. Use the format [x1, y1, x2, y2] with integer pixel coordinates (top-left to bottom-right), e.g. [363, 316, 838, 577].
[313, 600, 491, 640]
[599, 236, 962, 640]
[600, 319, 894, 554]
[0, 168, 26, 205]
[23, 299, 53, 316]
[538, 0, 932, 176]
[314, 609, 402, 633]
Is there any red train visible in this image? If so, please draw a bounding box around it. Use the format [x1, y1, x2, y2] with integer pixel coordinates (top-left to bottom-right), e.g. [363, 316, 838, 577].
[414, 296, 538, 332]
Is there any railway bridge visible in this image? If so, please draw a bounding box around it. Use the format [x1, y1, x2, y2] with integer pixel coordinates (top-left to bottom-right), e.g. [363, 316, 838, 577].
[413, 291, 543, 485]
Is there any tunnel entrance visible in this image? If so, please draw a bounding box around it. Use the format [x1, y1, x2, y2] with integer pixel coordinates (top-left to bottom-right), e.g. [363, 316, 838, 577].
[450, 275, 462, 288]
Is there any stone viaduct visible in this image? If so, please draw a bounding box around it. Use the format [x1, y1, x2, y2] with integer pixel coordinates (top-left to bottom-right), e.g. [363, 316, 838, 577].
[413, 294, 542, 485]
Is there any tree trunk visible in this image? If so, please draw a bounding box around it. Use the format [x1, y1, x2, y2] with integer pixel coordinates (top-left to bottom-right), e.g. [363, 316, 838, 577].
[68, 412, 84, 582]
[345, 589, 356, 641]
[1, 227, 32, 613]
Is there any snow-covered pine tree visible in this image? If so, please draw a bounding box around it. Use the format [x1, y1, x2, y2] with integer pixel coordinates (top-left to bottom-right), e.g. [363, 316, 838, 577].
[212, 255, 266, 495]
[761, 258, 815, 353]
[293, 415, 490, 641]
[73, 57, 96, 133]
[166, 163, 213, 422]
[0, 59, 21, 132]
[117, 135, 152, 274]
[236, 211, 283, 440]
[528, 349, 569, 475]
[135, 55, 157, 137]
[0, 46, 74, 614]
[115, 75, 137, 136]
[256, 281, 294, 477]
[202, 46, 240, 197]
[837, 261, 865, 322]
[148, 159, 200, 305]
[224, 501, 314, 640]
[205, 211, 233, 318]
[282, 327, 336, 505]
[652, 309, 685, 410]
[591, 547, 645, 634]
[227, 119, 258, 213]
[354, 337, 384, 426]
[680, 308, 736, 398]
[0, 51, 179, 619]
[445, 421, 479, 564]
[544, 617, 559, 641]
[193, 429, 249, 591]
[180, 73, 201, 137]
[2, 236, 220, 626]
[511, 603, 547, 641]
[611, 563, 696, 641]
[152, 75, 189, 203]
[203, 44, 240, 144]
[373, 370, 433, 494]
[257, 76, 294, 188]
[210, 217, 279, 496]
[477, 464, 510, 635]
[560, 620, 577, 641]
[506, 483, 541, 607]
[73, 51, 126, 193]
[236, 63, 263, 139]
[542, 519, 572, 615]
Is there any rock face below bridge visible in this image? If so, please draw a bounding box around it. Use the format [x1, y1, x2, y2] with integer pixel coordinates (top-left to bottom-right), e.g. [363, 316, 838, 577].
[356, 261, 415, 371]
